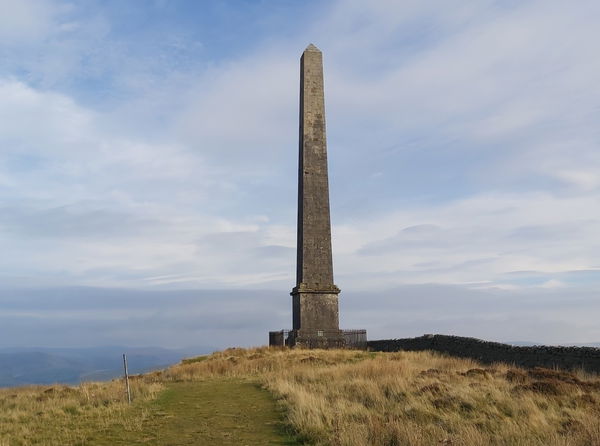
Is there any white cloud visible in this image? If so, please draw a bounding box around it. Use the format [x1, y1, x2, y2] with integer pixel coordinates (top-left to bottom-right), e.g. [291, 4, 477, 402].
[0, 78, 298, 289]
[3, 1, 600, 293]
[174, 52, 297, 167]
[540, 279, 566, 289]
[555, 169, 600, 191]
[336, 190, 600, 289]
[0, 0, 60, 43]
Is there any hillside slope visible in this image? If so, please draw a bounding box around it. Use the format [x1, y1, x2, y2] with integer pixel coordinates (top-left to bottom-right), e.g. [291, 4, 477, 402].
[1, 348, 600, 445]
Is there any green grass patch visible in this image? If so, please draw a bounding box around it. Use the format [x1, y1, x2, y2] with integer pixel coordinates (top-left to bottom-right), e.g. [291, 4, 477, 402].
[85, 379, 302, 445]
[180, 355, 210, 365]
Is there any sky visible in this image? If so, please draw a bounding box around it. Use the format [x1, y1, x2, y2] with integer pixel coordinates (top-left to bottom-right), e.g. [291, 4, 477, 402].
[1, 0, 600, 349]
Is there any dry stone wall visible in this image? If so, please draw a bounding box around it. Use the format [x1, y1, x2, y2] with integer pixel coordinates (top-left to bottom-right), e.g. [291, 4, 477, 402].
[368, 334, 600, 373]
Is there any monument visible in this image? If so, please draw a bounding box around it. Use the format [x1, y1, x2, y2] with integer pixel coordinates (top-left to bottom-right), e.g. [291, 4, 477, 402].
[287, 44, 345, 349]
[269, 44, 366, 349]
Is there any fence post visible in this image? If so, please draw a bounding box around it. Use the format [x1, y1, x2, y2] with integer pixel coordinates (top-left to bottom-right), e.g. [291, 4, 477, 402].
[123, 353, 131, 404]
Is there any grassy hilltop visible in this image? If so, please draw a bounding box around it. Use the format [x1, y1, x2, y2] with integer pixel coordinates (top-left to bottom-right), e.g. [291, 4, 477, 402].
[1, 347, 600, 445]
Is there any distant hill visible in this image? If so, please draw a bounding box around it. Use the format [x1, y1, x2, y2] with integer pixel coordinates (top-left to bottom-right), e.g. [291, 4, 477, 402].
[0, 345, 214, 387]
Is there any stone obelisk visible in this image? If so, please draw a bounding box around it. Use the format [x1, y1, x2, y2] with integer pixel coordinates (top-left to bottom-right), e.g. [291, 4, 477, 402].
[289, 44, 345, 348]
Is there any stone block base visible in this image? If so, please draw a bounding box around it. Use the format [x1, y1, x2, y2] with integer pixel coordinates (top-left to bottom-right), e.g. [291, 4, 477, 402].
[288, 328, 346, 349]
[292, 291, 340, 330]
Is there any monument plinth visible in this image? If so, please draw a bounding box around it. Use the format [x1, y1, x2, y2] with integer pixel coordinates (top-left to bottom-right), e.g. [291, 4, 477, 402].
[288, 44, 345, 348]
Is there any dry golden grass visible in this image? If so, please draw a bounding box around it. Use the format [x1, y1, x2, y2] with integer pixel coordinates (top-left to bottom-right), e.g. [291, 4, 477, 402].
[162, 347, 600, 446]
[0, 378, 163, 445]
[2, 347, 599, 445]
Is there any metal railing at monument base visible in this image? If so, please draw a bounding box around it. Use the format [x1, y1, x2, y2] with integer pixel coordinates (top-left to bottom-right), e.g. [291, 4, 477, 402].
[343, 329, 368, 349]
[269, 329, 367, 349]
[269, 330, 291, 347]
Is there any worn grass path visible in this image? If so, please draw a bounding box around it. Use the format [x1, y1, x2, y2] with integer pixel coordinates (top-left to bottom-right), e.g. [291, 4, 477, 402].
[87, 379, 301, 446]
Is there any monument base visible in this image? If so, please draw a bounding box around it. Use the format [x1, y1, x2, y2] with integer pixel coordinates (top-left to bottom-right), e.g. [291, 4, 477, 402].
[269, 329, 367, 349]
[288, 328, 346, 349]
[291, 285, 341, 330]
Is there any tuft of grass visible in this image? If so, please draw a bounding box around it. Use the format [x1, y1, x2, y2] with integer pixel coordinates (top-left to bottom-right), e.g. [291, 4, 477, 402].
[0, 379, 163, 445]
[180, 354, 210, 365]
[263, 350, 600, 446]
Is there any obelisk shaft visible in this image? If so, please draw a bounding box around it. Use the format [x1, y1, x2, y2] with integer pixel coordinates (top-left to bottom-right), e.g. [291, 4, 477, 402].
[296, 44, 335, 288]
[290, 44, 344, 348]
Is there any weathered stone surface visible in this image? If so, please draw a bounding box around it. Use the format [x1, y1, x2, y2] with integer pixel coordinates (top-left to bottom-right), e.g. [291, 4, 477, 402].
[290, 44, 343, 348]
[293, 293, 339, 329]
[290, 329, 346, 349]
[296, 43, 335, 288]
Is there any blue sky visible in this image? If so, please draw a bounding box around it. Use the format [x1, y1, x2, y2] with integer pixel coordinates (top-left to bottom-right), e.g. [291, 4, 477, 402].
[1, 0, 600, 348]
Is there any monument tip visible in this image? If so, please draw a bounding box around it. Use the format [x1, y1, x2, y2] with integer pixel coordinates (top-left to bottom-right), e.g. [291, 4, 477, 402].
[304, 43, 321, 53]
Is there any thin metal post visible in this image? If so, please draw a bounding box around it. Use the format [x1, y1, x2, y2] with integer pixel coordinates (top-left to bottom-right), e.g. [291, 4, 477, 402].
[123, 353, 131, 404]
